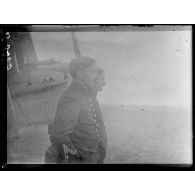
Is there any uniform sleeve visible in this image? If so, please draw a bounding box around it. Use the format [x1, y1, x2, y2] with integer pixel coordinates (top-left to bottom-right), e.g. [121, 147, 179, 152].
[49, 95, 80, 149]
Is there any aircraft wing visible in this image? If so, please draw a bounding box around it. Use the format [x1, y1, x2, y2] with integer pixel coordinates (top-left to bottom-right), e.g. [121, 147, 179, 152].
[8, 30, 81, 128]
[37, 62, 69, 72]
[13, 82, 69, 127]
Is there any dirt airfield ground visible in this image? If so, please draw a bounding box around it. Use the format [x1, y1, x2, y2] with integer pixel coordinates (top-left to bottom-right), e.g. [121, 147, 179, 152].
[8, 103, 192, 164]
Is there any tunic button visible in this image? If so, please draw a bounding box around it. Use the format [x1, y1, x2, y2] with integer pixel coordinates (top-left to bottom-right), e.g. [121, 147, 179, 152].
[94, 114, 96, 117]
[96, 123, 98, 127]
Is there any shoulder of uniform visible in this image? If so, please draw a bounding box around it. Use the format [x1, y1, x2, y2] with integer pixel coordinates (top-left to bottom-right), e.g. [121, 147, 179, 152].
[59, 91, 78, 104]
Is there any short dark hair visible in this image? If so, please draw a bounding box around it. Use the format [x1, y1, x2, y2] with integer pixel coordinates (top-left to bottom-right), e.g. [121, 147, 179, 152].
[69, 57, 96, 78]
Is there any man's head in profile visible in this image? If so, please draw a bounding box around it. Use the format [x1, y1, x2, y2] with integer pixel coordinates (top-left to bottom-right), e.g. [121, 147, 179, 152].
[69, 57, 98, 89]
[47, 56, 107, 164]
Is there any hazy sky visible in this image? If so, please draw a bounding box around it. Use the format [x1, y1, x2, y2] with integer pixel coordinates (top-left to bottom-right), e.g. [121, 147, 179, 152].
[31, 29, 191, 107]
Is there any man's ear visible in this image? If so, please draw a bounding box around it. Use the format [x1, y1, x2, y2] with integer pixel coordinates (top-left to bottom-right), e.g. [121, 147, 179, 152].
[77, 69, 83, 78]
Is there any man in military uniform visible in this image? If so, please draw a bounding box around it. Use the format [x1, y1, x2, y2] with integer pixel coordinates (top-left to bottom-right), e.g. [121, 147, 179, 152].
[46, 57, 107, 164]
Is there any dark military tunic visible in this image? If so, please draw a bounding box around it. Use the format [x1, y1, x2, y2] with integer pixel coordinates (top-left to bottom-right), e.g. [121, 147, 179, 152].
[48, 80, 107, 164]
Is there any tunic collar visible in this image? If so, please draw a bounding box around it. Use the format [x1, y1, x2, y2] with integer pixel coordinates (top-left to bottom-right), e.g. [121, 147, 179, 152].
[70, 80, 98, 101]
[70, 80, 90, 97]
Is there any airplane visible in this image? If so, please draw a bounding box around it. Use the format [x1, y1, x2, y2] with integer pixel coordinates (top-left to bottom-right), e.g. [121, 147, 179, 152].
[7, 27, 82, 139]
